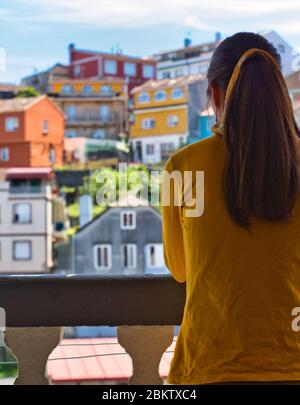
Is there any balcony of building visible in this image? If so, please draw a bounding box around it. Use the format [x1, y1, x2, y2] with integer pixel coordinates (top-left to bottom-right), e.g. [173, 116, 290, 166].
[66, 113, 123, 127]
[0, 274, 185, 385]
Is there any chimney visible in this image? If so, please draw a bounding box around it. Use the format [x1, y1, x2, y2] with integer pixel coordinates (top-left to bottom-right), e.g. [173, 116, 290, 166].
[215, 32, 222, 42]
[68, 43, 75, 64]
[79, 194, 92, 227]
[184, 37, 192, 48]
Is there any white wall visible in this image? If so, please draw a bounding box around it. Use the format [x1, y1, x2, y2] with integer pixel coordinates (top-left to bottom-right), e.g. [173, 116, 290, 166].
[263, 30, 296, 76]
[0, 235, 48, 273]
[156, 31, 297, 79]
[157, 54, 212, 79]
[131, 133, 187, 164]
[0, 181, 53, 273]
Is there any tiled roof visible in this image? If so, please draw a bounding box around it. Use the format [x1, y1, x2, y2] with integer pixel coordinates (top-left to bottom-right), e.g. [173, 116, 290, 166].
[131, 74, 205, 94]
[0, 95, 46, 113]
[47, 337, 175, 383]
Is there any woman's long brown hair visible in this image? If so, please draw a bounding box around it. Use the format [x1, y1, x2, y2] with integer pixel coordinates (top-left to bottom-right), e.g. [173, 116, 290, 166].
[207, 32, 300, 227]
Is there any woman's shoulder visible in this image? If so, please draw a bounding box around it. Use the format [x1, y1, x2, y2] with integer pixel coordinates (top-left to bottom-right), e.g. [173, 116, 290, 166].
[166, 134, 224, 172]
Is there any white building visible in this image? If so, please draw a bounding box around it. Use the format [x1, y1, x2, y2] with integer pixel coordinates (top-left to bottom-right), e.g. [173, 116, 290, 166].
[261, 30, 296, 76]
[154, 31, 297, 79]
[0, 168, 66, 274]
[154, 36, 220, 80]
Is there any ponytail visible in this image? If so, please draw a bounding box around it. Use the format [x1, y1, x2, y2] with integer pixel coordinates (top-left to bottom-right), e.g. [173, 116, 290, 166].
[207, 33, 300, 227]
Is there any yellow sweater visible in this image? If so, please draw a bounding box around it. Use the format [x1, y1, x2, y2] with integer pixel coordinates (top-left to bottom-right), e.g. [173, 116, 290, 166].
[162, 134, 300, 384]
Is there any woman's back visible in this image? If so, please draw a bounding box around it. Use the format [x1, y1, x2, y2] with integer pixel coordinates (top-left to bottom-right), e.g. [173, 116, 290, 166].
[163, 134, 300, 384]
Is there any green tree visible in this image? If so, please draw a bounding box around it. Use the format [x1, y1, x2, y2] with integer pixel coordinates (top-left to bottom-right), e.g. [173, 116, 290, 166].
[16, 86, 40, 98]
[83, 165, 161, 207]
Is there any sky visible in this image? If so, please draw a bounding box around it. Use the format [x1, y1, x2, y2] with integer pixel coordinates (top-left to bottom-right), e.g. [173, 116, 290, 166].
[2, 0, 300, 83]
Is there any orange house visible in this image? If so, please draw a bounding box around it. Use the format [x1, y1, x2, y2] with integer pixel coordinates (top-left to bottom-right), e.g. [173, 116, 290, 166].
[0, 96, 64, 167]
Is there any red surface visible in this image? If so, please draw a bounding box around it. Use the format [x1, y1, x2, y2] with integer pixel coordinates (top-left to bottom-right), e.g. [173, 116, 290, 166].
[69, 48, 157, 94]
[47, 337, 175, 383]
[6, 167, 54, 180]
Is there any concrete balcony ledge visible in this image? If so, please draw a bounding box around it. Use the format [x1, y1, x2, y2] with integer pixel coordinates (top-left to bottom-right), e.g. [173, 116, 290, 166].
[0, 274, 185, 385]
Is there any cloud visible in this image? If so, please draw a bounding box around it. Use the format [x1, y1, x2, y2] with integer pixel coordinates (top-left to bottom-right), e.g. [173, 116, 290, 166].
[3, 0, 300, 36]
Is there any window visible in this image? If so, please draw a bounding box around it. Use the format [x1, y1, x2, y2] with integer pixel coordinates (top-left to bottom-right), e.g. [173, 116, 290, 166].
[42, 120, 49, 135]
[100, 85, 113, 96]
[104, 59, 117, 75]
[161, 142, 175, 156]
[122, 244, 137, 269]
[278, 44, 285, 53]
[143, 64, 155, 78]
[124, 62, 136, 77]
[172, 87, 183, 99]
[99, 105, 110, 121]
[10, 179, 41, 194]
[120, 210, 136, 230]
[92, 129, 106, 139]
[146, 244, 164, 268]
[167, 114, 179, 127]
[62, 85, 73, 94]
[94, 244, 112, 270]
[13, 204, 31, 224]
[13, 241, 31, 260]
[162, 72, 171, 79]
[66, 130, 76, 138]
[0, 148, 9, 161]
[138, 92, 150, 103]
[73, 65, 81, 77]
[5, 117, 19, 132]
[155, 90, 166, 102]
[141, 118, 155, 129]
[49, 145, 55, 163]
[82, 85, 93, 95]
[66, 105, 76, 120]
[146, 144, 155, 155]
[175, 68, 183, 78]
[179, 136, 185, 146]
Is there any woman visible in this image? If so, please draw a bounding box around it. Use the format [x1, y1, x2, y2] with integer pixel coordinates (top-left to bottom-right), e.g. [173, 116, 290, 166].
[162, 32, 300, 385]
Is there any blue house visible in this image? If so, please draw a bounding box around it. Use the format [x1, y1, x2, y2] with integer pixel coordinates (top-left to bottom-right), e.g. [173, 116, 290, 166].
[188, 106, 215, 144]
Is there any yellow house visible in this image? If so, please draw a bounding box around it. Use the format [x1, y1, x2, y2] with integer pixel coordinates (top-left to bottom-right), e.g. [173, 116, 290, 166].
[130, 75, 206, 164]
[48, 78, 128, 140]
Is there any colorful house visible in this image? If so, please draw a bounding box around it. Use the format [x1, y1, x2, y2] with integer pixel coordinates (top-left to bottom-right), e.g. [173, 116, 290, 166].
[0, 167, 68, 274]
[48, 78, 129, 163]
[0, 96, 64, 167]
[72, 199, 168, 275]
[49, 78, 128, 139]
[130, 75, 207, 164]
[68, 44, 157, 94]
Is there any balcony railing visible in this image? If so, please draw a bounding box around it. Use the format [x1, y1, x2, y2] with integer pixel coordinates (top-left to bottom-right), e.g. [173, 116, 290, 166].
[66, 115, 121, 126]
[0, 274, 185, 385]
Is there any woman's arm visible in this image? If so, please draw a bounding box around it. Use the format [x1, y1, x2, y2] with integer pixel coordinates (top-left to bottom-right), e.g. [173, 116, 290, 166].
[161, 158, 186, 283]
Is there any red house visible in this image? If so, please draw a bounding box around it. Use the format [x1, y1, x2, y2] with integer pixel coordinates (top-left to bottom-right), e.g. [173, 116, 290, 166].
[68, 44, 157, 94]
